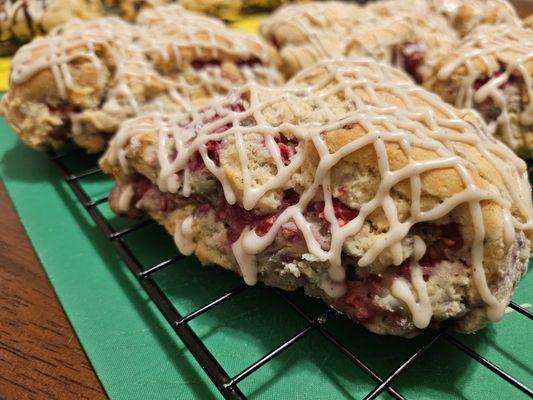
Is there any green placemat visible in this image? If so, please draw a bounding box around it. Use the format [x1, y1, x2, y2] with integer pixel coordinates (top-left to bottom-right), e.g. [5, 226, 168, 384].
[1, 116, 532, 399]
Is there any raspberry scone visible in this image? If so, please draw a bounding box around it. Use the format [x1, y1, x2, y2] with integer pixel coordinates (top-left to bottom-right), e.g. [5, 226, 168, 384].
[1, 5, 283, 152]
[424, 24, 533, 157]
[0, 0, 104, 54]
[430, 0, 520, 37]
[260, 0, 459, 82]
[346, 0, 460, 83]
[259, 1, 365, 77]
[101, 58, 533, 337]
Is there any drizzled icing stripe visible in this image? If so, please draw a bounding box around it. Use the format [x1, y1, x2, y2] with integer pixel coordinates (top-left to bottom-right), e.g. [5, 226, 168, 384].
[436, 24, 533, 148]
[106, 58, 533, 326]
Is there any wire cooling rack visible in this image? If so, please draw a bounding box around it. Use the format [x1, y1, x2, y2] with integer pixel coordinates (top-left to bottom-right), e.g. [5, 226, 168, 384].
[48, 149, 533, 400]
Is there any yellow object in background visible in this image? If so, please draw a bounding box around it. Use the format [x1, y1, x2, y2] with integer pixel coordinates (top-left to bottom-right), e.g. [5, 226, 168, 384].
[230, 14, 266, 34]
[0, 57, 11, 91]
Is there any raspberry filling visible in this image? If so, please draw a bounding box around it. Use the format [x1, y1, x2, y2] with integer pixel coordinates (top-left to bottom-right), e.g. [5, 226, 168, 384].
[275, 134, 298, 165]
[213, 186, 360, 249]
[307, 199, 359, 228]
[344, 275, 383, 322]
[394, 41, 425, 83]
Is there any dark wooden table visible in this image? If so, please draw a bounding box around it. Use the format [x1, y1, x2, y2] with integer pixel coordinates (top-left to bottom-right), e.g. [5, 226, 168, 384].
[0, 180, 107, 400]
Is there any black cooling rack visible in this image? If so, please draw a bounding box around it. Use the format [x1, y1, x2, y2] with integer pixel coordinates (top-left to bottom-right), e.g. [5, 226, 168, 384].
[48, 149, 533, 400]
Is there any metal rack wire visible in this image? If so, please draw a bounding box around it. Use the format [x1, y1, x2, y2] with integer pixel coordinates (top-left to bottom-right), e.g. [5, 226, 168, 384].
[49, 149, 533, 400]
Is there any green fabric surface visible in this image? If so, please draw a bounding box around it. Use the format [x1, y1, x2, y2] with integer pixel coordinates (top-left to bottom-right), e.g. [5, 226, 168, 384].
[1, 116, 532, 399]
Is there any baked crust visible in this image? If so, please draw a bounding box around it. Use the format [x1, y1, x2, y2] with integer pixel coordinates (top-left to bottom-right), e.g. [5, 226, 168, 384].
[1, 5, 283, 152]
[424, 24, 533, 157]
[101, 58, 533, 336]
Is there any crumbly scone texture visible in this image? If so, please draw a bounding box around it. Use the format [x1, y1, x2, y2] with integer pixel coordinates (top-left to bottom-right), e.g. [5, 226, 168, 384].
[424, 24, 533, 158]
[260, 0, 459, 81]
[1, 4, 283, 153]
[429, 0, 520, 37]
[101, 59, 533, 337]
[0, 0, 105, 53]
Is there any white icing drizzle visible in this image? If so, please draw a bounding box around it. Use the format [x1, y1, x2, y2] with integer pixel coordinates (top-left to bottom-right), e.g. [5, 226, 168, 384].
[106, 58, 533, 322]
[173, 215, 196, 256]
[436, 24, 533, 148]
[117, 183, 134, 212]
[232, 228, 258, 285]
[391, 236, 432, 329]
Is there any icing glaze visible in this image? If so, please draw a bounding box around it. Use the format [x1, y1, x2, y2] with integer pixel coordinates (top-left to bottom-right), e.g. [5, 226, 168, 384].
[106, 58, 533, 324]
[173, 215, 196, 256]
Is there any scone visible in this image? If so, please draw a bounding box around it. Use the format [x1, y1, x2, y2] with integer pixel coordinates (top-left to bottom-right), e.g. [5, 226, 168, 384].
[1, 5, 283, 152]
[260, 0, 459, 82]
[430, 0, 520, 37]
[424, 24, 533, 157]
[100, 58, 533, 337]
[260, 2, 364, 77]
[347, 0, 460, 83]
[0, 0, 105, 54]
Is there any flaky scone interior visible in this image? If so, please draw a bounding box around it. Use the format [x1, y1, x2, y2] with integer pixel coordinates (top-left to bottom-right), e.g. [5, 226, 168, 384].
[101, 58, 532, 337]
[1, 5, 283, 153]
[424, 24, 533, 158]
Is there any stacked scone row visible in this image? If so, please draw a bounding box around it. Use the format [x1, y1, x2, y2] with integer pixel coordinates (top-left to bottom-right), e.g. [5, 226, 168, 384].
[101, 59, 533, 336]
[0, 5, 283, 152]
